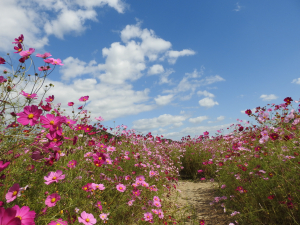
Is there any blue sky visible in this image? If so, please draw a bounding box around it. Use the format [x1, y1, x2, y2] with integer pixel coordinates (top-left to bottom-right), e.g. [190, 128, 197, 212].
[0, 0, 300, 142]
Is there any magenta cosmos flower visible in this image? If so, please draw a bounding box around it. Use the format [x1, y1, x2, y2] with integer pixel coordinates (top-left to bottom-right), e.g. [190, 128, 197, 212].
[44, 170, 65, 185]
[116, 184, 126, 192]
[45, 193, 60, 207]
[67, 160, 77, 169]
[79, 96, 89, 102]
[0, 207, 21, 225]
[0, 161, 10, 172]
[6, 183, 20, 203]
[78, 211, 96, 225]
[40, 114, 64, 132]
[12, 34, 24, 44]
[48, 218, 67, 225]
[11, 205, 36, 225]
[16, 105, 43, 126]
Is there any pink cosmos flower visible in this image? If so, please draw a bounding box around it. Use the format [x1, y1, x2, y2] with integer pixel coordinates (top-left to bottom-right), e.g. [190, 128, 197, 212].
[36, 52, 52, 59]
[157, 209, 164, 219]
[142, 181, 149, 188]
[96, 201, 102, 211]
[20, 91, 38, 100]
[49, 58, 64, 66]
[45, 95, 54, 102]
[11, 205, 36, 225]
[116, 184, 126, 192]
[44, 58, 54, 64]
[19, 48, 35, 57]
[48, 218, 68, 225]
[44, 170, 65, 185]
[45, 193, 60, 207]
[153, 201, 161, 208]
[144, 212, 153, 221]
[16, 105, 43, 126]
[0, 161, 10, 172]
[67, 160, 77, 168]
[91, 183, 105, 191]
[68, 102, 74, 106]
[153, 196, 160, 202]
[0, 207, 21, 225]
[136, 175, 145, 182]
[99, 213, 109, 221]
[40, 114, 63, 131]
[128, 200, 135, 206]
[6, 183, 20, 203]
[79, 96, 89, 102]
[78, 211, 97, 225]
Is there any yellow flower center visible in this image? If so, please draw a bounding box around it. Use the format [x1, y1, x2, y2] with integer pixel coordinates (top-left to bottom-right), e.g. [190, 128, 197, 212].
[58, 151, 61, 154]
[50, 121, 55, 125]
[13, 191, 18, 196]
[27, 94, 31, 97]
[98, 157, 102, 160]
[16, 216, 22, 220]
[52, 177, 56, 180]
[28, 114, 34, 119]
[54, 61, 57, 64]
[54, 138, 57, 142]
[120, 187, 123, 190]
[18, 49, 21, 52]
[85, 219, 90, 222]
[51, 198, 56, 203]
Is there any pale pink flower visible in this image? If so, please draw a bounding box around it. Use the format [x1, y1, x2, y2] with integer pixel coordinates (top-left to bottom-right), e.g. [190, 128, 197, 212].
[91, 183, 105, 191]
[44, 170, 65, 185]
[116, 184, 126, 192]
[99, 213, 109, 221]
[78, 211, 97, 225]
[6, 183, 20, 203]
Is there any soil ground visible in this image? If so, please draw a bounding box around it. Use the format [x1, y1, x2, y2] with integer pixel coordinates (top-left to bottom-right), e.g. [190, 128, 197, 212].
[160, 178, 233, 225]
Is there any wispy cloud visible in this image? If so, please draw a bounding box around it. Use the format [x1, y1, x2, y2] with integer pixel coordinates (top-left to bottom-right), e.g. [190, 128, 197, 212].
[233, 2, 242, 12]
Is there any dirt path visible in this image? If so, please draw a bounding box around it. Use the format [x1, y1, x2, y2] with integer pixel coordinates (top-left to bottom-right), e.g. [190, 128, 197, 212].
[160, 179, 233, 225]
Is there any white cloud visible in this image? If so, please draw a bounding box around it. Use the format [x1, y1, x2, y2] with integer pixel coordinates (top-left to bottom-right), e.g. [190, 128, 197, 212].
[0, 0, 127, 53]
[233, 2, 242, 12]
[132, 114, 188, 132]
[189, 116, 209, 123]
[198, 97, 219, 108]
[260, 94, 278, 101]
[197, 90, 215, 98]
[148, 64, 164, 75]
[154, 94, 174, 106]
[163, 49, 196, 64]
[291, 78, 300, 84]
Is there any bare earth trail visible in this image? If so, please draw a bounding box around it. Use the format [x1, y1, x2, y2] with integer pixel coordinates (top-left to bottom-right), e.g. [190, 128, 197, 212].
[160, 179, 233, 225]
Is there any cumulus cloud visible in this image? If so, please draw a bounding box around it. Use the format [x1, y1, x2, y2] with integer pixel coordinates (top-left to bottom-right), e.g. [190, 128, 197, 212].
[0, 0, 127, 53]
[148, 64, 164, 75]
[189, 116, 209, 123]
[198, 97, 219, 108]
[132, 114, 188, 132]
[154, 94, 174, 106]
[260, 94, 278, 101]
